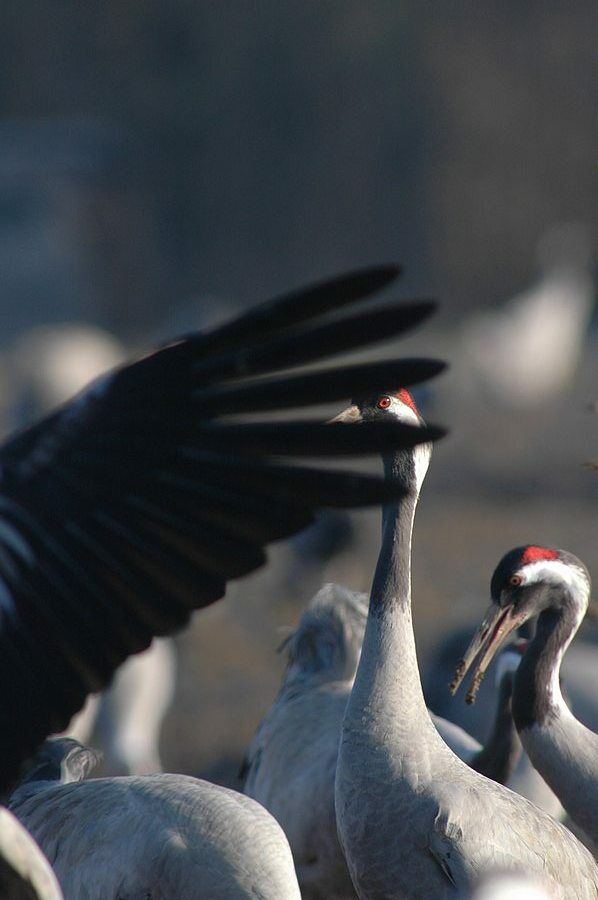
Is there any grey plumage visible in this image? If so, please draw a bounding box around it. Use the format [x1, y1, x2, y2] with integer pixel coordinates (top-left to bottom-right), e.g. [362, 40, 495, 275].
[453, 547, 598, 846]
[10, 738, 301, 899]
[243, 588, 523, 899]
[333, 392, 598, 899]
[243, 583, 365, 900]
[425, 630, 566, 820]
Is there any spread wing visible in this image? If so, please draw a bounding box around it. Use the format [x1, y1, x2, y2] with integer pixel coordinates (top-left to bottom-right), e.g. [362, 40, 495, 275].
[0, 266, 444, 788]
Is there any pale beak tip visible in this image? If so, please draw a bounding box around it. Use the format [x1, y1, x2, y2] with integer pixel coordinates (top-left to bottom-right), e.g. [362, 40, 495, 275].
[465, 669, 485, 705]
[448, 659, 467, 695]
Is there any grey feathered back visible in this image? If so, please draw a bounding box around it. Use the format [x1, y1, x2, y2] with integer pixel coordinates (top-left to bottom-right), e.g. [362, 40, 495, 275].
[279, 583, 368, 689]
[9, 738, 100, 807]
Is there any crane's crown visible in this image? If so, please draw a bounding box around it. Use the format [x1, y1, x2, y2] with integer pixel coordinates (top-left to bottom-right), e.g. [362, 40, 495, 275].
[362, 388, 422, 426]
[490, 545, 590, 604]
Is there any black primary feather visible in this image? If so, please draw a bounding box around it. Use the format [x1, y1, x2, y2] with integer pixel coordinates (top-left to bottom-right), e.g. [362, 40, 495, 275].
[0, 265, 445, 788]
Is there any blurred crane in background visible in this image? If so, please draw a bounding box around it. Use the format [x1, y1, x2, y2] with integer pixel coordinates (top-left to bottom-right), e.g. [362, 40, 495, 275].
[461, 222, 595, 408]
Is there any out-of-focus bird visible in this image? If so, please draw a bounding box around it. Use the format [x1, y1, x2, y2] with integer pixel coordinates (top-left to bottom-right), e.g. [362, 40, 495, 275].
[9, 738, 303, 899]
[243, 584, 521, 897]
[333, 390, 597, 899]
[461, 222, 594, 407]
[243, 583, 364, 900]
[7, 323, 126, 429]
[65, 637, 176, 775]
[451, 545, 598, 846]
[7, 324, 178, 778]
[464, 871, 550, 900]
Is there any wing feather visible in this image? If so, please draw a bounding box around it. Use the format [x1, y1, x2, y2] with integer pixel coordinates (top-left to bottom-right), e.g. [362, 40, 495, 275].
[0, 266, 444, 786]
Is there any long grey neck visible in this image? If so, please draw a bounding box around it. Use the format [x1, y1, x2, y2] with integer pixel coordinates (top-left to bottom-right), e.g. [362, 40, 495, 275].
[371, 455, 418, 618]
[513, 601, 580, 730]
[343, 449, 433, 741]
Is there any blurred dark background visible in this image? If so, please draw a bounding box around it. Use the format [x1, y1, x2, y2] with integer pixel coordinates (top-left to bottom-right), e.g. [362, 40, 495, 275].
[1, 3, 597, 780]
[0, 3, 596, 339]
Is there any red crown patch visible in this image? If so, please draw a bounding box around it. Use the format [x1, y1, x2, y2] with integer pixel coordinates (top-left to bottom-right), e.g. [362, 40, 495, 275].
[397, 388, 419, 415]
[521, 546, 559, 564]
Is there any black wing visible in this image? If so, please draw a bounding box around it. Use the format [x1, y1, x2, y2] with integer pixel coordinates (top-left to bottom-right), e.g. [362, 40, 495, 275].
[0, 266, 445, 788]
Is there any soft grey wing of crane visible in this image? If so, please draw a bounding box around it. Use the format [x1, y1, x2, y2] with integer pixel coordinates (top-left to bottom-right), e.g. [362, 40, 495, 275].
[10, 738, 301, 900]
[243, 583, 367, 900]
[333, 391, 598, 900]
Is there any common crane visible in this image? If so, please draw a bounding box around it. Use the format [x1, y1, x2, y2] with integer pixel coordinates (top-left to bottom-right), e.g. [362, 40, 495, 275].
[333, 390, 597, 899]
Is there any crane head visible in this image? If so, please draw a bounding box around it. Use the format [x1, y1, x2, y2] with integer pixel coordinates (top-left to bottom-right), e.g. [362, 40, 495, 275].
[449, 545, 590, 703]
[329, 388, 423, 428]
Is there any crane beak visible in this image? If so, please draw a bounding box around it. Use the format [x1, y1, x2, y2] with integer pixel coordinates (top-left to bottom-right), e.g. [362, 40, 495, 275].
[449, 602, 525, 704]
[327, 404, 362, 424]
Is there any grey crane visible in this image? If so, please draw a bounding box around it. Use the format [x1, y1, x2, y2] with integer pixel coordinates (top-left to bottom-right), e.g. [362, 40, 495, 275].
[461, 221, 594, 408]
[333, 390, 598, 899]
[425, 629, 567, 821]
[243, 586, 523, 899]
[9, 738, 303, 899]
[65, 637, 176, 776]
[0, 266, 444, 896]
[451, 545, 598, 847]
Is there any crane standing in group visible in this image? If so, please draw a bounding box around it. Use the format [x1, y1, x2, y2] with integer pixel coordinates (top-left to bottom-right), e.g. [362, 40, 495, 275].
[451, 544, 598, 847]
[243, 584, 524, 898]
[333, 389, 598, 899]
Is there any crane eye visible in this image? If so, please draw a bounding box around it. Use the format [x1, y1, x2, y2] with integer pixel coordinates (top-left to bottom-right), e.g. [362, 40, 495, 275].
[376, 396, 392, 410]
[509, 574, 523, 587]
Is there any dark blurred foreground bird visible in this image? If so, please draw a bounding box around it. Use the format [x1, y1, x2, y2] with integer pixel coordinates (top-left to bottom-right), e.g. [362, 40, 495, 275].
[243, 585, 524, 900]
[9, 738, 305, 899]
[332, 391, 597, 899]
[0, 266, 445, 896]
[451, 545, 598, 847]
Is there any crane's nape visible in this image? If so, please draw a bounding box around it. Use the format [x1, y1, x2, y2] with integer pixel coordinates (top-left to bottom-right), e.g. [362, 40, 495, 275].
[0, 264, 446, 793]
